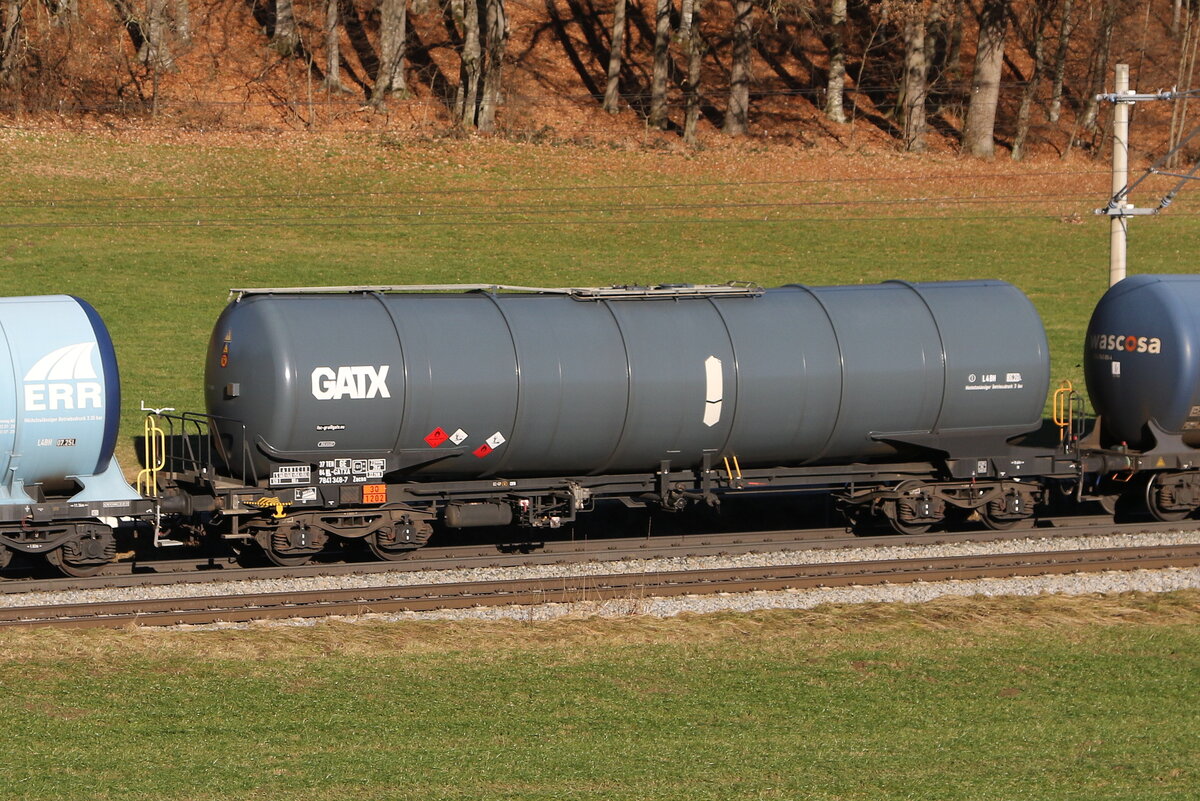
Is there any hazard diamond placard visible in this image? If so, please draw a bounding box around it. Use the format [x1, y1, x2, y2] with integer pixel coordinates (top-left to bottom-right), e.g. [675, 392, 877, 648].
[424, 427, 449, 448]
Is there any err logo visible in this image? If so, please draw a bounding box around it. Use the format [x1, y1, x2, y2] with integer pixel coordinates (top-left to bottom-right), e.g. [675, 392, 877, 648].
[1089, 333, 1163, 355]
[24, 342, 103, 412]
[311, 365, 391, 401]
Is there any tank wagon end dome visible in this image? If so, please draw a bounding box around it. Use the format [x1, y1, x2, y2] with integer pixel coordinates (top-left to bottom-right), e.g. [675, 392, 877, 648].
[70, 296, 123, 476]
[1085, 274, 1200, 450]
[0, 295, 137, 505]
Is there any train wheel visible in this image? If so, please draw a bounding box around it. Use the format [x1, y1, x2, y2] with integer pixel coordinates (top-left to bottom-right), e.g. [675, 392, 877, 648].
[258, 525, 322, 567]
[1097, 494, 1120, 516]
[261, 544, 313, 567]
[46, 525, 116, 577]
[979, 497, 1035, 531]
[1144, 474, 1191, 523]
[980, 508, 1028, 531]
[887, 517, 930, 535]
[51, 556, 108, 575]
[46, 548, 109, 577]
[366, 518, 431, 562]
[367, 535, 416, 562]
[885, 481, 938, 535]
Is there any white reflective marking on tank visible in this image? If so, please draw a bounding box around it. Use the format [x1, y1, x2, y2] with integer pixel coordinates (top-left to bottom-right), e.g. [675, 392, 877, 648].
[703, 355, 723, 427]
[486, 431, 506, 449]
[450, 428, 469, 445]
[703, 401, 723, 427]
[1112, 361, 1121, 377]
[24, 342, 98, 381]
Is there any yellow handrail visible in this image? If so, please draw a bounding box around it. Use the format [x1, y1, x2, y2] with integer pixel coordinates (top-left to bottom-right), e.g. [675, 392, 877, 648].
[136, 414, 166, 497]
[1052, 380, 1075, 445]
[722, 455, 743, 481]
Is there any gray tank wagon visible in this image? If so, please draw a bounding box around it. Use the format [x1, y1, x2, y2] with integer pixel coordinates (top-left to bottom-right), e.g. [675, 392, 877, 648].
[160, 280, 1066, 565]
[206, 280, 1050, 481]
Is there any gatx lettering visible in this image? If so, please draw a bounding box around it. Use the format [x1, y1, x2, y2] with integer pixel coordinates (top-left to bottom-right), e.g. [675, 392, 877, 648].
[1088, 333, 1162, 354]
[311, 366, 391, 400]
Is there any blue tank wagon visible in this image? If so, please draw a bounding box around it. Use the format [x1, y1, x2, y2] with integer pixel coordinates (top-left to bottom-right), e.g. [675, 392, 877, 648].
[0, 296, 150, 575]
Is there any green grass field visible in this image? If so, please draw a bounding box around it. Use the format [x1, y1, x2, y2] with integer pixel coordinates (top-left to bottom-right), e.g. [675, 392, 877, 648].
[0, 594, 1197, 800]
[3, 130, 1200, 799]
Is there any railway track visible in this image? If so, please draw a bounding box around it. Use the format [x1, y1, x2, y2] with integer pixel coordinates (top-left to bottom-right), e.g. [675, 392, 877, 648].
[0, 513, 1191, 594]
[3, 541, 1199, 629]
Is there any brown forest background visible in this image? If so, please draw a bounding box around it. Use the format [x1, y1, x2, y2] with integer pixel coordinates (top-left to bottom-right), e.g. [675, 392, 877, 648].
[1, 0, 1199, 158]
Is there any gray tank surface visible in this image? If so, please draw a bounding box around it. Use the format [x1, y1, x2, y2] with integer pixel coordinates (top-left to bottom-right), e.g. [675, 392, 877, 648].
[205, 281, 1050, 488]
[1085, 274, 1200, 450]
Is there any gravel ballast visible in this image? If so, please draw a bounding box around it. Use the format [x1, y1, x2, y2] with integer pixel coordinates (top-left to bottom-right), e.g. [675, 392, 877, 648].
[5, 530, 1200, 628]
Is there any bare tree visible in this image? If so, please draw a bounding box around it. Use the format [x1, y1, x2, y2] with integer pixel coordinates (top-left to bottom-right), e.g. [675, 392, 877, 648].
[724, 0, 753, 135]
[602, 0, 627, 113]
[1076, 0, 1118, 137]
[271, 0, 301, 55]
[371, 0, 409, 104]
[455, 0, 482, 127]
[902, 6, 929, 152]
[0, 0, 22, 86]
[476, 0, 507, 131]
[933, 0, 963, 82]
[824, 0, 847, 123]
[452, 0, 506, 130]
[170, 0, 188, 44]
[648, 0, 672, 128]
[148, 0, 174, 68]
[1011, 0, 1052, 161]
[1047, 0, 1074, 123]
[962, 0, 1008, 158]
[324, 0, 348, 92]
[1168, 1, 1200, 167]
[174, 0, 190, 45]
[682, 0, 704, 143]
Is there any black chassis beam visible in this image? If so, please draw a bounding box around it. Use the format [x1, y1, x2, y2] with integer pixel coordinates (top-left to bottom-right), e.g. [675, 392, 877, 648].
[0, 498, 153, 525]
[207, 450, 1080, 521]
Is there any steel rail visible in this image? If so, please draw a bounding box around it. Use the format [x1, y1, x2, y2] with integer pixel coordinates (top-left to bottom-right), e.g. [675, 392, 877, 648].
[0, 515, 1184, 595]
[4, 543, 1199, 629]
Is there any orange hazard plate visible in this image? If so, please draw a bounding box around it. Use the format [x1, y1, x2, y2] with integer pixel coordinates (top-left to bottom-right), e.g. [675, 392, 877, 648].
[362, 484, 388, 504]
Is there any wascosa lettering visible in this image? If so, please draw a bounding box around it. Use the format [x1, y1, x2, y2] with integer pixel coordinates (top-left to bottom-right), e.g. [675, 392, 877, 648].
[311, 366, 391, 400]
[23, 342, 104, 412]
[1089, 334, 1162, 354]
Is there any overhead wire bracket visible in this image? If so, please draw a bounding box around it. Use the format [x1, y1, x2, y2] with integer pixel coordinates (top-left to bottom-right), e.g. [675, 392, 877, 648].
[1094, 86, 1200, 219]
